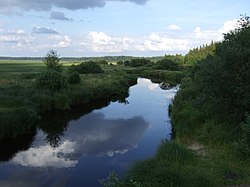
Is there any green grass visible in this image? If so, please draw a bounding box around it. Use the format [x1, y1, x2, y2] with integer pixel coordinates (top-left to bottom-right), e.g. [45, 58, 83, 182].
[0, 60, 137, 139]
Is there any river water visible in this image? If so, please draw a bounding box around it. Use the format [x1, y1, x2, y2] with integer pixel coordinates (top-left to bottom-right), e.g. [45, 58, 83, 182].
[0, 78, 178, 187]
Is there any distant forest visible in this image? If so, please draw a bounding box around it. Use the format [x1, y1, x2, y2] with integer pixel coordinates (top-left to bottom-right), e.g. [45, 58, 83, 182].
[0, 56, 167, 62]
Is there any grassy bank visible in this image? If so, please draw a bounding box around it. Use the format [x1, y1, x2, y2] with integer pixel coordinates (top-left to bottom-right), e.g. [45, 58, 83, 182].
[0, 60, 137, 139]
[112, 16, 250, 187]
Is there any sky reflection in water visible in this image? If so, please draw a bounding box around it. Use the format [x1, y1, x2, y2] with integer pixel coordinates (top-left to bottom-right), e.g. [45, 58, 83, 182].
[0, 78, 178, 187]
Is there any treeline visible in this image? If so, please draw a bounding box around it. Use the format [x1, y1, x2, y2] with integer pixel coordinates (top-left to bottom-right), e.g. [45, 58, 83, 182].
[184, 42, 216, 65]
[0, 56, 165, 63]
[117, 54, 184, 70]
[171, 15, 250, 157]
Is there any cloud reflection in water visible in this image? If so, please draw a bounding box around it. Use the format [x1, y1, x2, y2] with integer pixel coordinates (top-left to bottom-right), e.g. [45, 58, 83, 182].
[13, 113, 149, 168]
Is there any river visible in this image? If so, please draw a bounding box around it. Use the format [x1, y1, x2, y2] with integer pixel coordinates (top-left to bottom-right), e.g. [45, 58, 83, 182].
[0, 78, 178, 187]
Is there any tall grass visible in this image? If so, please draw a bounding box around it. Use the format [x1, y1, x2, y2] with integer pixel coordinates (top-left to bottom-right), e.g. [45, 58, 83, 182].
[111, 141, 215, 187]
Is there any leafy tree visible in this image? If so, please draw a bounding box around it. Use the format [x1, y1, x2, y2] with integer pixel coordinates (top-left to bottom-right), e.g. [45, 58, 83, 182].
[43, 50, 62, 72]
[192, 15, 250, 124]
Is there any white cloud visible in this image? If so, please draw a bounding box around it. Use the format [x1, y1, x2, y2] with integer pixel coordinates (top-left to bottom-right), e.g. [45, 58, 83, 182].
[193, 27, 221, 41]
[219, 19, 238, 34]
[49, 35, 71, 48]
[0, 19, 239, 56]
[168, 24, 181, 31]
[79, 19, 237, 55]
[80, 31, 191, 53]
[0, 29, 34, 50]
[11, 113, 149, 168]
[138, 78, 159, 90]
[13, 140, 78, 168]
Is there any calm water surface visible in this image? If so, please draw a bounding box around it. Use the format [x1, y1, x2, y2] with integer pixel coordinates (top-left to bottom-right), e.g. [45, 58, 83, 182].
[0, 78, 178, 187]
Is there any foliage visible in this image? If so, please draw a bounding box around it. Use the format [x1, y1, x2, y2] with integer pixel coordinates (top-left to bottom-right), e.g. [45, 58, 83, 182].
[184, 42, 216, 65]
[234, 116, 250, 159]
[193, 15, 250, 124]
[120, 141, 214, 187]
[0, 107, 37, 138]
[67, 69, 81, 85]
[35, 70, 68, 91]
[72, 61, 104, 74]
[171, 14, 250, 164]
[43, 49, 62, 72]
[124, 58, 151, 67]
[153, 58, 179, 70]
[97, 60, 109, 65]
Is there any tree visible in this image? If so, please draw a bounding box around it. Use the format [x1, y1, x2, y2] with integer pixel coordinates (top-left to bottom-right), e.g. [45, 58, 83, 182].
[43, 50, 62, 72]
[193, 14, 250, 124]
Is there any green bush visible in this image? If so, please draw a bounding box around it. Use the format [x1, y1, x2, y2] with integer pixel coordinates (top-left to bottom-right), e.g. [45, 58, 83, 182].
[124, 58, 151, 67]
[67, 69, 81, 84]
[73, 61, 104, 74]
[35, 70, 68, 91]
[153, 58, 179, 70]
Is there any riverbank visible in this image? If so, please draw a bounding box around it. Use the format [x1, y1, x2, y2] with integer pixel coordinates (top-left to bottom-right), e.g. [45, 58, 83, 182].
[0, 61, 137, 139]
[115, 18, 250, 187]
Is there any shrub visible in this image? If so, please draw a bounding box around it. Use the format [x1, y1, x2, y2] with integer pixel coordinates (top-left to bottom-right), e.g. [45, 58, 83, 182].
[67, 69, 81, 84]
[154, 58, 179, 70]
[124, 58, 151, 67]
[74, 61, 104, 74]
[35, 70, 67, 91]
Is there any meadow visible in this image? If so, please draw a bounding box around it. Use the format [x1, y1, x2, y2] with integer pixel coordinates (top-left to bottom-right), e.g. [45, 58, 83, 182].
[0, 59, 138, 139]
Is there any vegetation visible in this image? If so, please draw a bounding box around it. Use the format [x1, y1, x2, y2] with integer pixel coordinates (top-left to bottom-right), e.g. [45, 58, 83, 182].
[43, 49, 62, 72]
[1, 15, 249, 187]
[184, 42, 216, 65]
[153, 58, 179, 70]
[99, 15, 250, 187]
[169, 15, 250, 186]
[71, 61, 104, 74]
[0, 56, 137, 140]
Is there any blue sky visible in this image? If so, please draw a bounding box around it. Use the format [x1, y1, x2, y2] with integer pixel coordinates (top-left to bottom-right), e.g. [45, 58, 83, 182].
[0, 0, 249, 57]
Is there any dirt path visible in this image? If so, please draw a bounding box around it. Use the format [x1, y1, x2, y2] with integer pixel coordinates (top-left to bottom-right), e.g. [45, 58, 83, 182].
[188, 143, 206, 156]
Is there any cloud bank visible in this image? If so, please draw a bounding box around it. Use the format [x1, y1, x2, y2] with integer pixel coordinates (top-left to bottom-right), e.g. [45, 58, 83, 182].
[0, 19, 238, 56]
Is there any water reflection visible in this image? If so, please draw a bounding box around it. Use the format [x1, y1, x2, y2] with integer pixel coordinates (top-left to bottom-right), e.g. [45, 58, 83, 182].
[0, 78, 178, 187]
[38, 100, 113, 148]
[13, 113, 148, 168]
